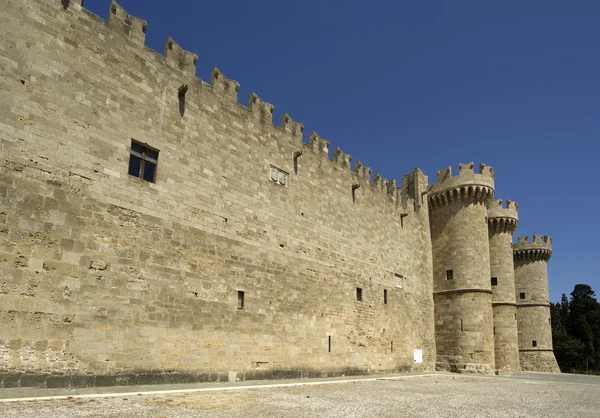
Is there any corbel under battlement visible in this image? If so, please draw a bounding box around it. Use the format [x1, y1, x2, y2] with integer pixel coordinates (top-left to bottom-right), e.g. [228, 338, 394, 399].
[488, 199, 519, 220]
[513, 235, 552, 261]
[488, 199, 519, 234]
[428, 162, 495, 209]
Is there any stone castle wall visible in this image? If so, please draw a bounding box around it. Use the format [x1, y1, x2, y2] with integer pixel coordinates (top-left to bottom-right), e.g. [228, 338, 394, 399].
[0, 0, 563, 388]
[0, 0, 436, 387]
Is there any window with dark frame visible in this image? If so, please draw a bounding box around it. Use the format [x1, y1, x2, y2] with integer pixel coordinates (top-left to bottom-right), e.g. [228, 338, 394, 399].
[446, 270, 454, 280]
[129, 141, 158, 183]
[356, 287, 363, 302]
[520, 292, 526, 300]
[491, 277, 498, 286]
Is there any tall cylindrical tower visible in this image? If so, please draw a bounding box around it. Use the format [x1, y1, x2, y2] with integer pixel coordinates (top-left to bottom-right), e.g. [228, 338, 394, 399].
[488, 199, 520, 372]
[428, 162, 496, 373]
[513, 236, 560, 372]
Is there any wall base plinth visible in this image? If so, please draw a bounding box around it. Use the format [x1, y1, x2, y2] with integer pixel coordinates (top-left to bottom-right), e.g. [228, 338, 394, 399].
[518, 350, 560, 373]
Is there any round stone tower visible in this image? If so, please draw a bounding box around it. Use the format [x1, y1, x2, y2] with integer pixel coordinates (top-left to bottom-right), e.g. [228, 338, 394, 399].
[513, 236, 560, 372]
[488, 199, 520, 372]
[428, 162, 496, 373]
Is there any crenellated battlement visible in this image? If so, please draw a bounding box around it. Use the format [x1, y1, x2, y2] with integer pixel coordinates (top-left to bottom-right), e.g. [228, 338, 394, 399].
[427, 162, 495, 210]
[309, 131, 330, 155]
[334, 148, 352, 169]
[513, 236, 552, 261]
[165, 37, 198, 75]
[211, 68, 240, 101]
[48, 0, 428, 216]
[354, 161, 372, 182]
[108, 1, 147, 47]
[249, 93, 275, 126]
[281, 114, 304, 140]
[488, 199, 519, 234]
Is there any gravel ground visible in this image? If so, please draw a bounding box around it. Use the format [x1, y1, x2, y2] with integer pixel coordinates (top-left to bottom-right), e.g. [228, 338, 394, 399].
[2, 374, 599, 418]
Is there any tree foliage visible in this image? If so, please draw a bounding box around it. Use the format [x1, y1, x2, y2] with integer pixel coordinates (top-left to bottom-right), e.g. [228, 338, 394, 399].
[550, 284, 600, 373]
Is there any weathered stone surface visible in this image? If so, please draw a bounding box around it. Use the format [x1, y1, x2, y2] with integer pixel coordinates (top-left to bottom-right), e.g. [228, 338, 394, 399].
[428, 164, 496, 373]
[488, 199, 520, 372]
[0, 0, 436, 386]
[514, 236, 560, 373]
[0, 0, 560, 387]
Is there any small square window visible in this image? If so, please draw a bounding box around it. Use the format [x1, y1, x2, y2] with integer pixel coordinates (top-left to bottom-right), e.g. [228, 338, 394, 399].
[532, 340, 537, 347]
[129, 140, 158, 183]
[446, 270, 453, 280]
[356, 287, 362, 302]
[520, 293, 526, 300]
[491, 277, 498, 286]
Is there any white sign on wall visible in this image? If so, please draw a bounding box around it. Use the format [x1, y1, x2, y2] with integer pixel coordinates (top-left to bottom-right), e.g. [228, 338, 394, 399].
[413, 349, 423, 364]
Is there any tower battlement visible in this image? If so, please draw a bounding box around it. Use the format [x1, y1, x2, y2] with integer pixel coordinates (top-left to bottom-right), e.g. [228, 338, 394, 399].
[428, 163, 495, 209]
[513, 236, 552, 261]
[488, 199, 518, 234]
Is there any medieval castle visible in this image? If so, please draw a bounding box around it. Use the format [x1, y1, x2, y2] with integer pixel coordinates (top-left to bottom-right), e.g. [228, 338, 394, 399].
[0, 0, 559, 388]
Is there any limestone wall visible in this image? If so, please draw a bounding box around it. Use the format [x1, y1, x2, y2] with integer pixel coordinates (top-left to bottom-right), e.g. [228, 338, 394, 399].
[0, 0, 435, 387]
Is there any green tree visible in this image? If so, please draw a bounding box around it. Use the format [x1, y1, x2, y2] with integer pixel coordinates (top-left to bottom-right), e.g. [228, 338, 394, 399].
[550, 284, 600, 373]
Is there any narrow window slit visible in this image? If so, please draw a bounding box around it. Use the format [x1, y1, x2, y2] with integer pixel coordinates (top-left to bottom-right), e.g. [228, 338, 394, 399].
[293, 151, 302, 175]
[352, 184, 360, 204]
[356, 287, 362, 302]
[383, 289, 388, 305]
[328, 336, 331, 353]
[178, 84, 188, 117]
[237, 290, 244, 309]
[446, 270, 453, 280]
[400, 213, 408, 228]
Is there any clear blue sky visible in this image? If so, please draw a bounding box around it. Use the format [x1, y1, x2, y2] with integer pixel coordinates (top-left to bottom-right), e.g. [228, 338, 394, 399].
[86, 0, 599, 302]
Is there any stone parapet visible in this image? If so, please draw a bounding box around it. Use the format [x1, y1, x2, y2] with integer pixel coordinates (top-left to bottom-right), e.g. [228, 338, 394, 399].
[513, 236, 552, 261]
[488, 199, 518, 234]
[428, 163, 495, 209]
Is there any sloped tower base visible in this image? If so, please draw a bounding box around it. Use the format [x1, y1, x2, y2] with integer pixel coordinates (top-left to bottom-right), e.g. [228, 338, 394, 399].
[519, 350, 560, 373]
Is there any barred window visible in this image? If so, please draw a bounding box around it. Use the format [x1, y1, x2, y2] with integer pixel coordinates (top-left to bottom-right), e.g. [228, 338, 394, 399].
[129, 141, 158, 183]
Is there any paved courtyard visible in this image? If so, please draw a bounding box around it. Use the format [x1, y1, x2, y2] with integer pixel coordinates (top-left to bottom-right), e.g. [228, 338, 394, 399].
[1, 372, 599, 417]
